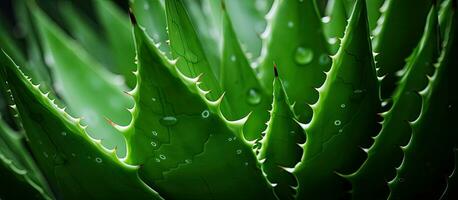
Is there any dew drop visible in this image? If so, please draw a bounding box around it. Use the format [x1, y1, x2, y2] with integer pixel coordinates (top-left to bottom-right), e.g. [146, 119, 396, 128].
[143, 2, 149, 10]
[321, 16, 331, 23]
[152, 130, 158, 136]
[95, 157, 102, 163]
[201, 110, 210, 118]
[295, 47, 314, 65]
[152, 97, 157, 101]
[185, 159, 192, 164]
[155, 158, 161, 162]
[228, 137, 233, 142]
[246, 88, 262, 105]
[236, 149, 242, 154]
[319, 54, 331, 65]
[288, 21, 294, 28]
[230, 55, 237, 62]
[328, 37, 338, 44]
[160, 116, 178, 126]
[338, 129, 343, 133]
[244, 162, 249, 166]
[334, 120, 342, 126]
[61, 131, 67, 136]
[340, 104, 346, 108]
[151, 141, 157, 147]
[159, 154, 166, 160]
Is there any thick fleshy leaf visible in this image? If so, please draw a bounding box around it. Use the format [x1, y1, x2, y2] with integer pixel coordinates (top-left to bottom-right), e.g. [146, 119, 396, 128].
[367, 0, 385, 31]
[225, 0, 273, 60]
[258, 0, 331, 123]
[0, 119, 53, 200]
[59, 1, 112, 71]
[0, 51, 162, 199]
[165, 0, 222, 101]
[32, 5, 132, 157]
[220, 4, 271, 142]
[130, 0, 170, 56]
[95, 0, 137, 88]
[258, 74, 305, 199]
[323, 0, 348, 54]
[347, 6, 440, 199]
[388, 7, 458, 198]
[295, 1, 380, 199]
[125, 19, 276, 199]
[183, 0, 222, 77]
[373, 0, 433, 99]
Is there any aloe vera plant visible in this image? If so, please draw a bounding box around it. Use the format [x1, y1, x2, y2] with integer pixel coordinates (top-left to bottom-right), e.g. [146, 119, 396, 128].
[0, 0, 457, 199]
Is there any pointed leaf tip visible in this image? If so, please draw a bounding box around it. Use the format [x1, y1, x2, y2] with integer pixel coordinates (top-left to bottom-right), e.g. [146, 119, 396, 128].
[274, 62, 278, 77]
[129, 8, 137, 25]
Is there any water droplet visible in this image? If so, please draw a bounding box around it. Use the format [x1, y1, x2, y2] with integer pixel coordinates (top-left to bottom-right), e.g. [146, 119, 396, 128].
[295, 47, 314, 65]
[236, 149, 242, 154]
[159, 154, 166, 160]
[334, 120, 342, 126]
[152, 130, 158, 136]
[246, 88, 262, 105]
[160, 116, 178, 126]
[321, 16, 331, 23]
[155, 158, 161, 162]
[244, 162, 249, 166]
[340, 104, 346, 108]
[61, 131, 67, 136]
[201, 110, 210, 118]
[166, 40, 170, 45]
[328, 37, 337, 44]
[44, 54, 55, 65]
[228, 137, 233, 142]
[230, 55, 236, 62]
[143, 2, 149, 10]
[152, 97, 157, 101]
[290, 130, 296, 134]
[151, 141, 157, 147]
[95, 157, 102, 163]
[319, 54, 331, 65]
[185, 159, 192, 164]
[288, 21, 294, 28]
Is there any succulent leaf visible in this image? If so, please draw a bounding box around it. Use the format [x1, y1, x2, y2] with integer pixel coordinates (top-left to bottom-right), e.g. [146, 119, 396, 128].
[295, 0, 380, 199]
[258, 0, 331, 123]
[32, 5, 133, 157]
[323, 0, 348, 54]
[95, 0, 137, 88]
[388, 6, 458, 199]
[165, 0, 223, 101]
[125, 20, 276, 199]
[348, 5, 441, 199]
[373, 0, 434, 99]
[0, 119, 53, 200]
[220, 4, 271, 142]
[258, 74, 306, 200]
[0, 51, 163, 200]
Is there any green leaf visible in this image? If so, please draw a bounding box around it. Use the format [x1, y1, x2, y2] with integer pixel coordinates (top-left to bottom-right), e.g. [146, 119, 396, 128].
[183, 0, 222, 77]
[95, 0, 137, 88]
[165, 0, 223, 101]
[0, 51, 162, 199]
[32, 5, 132, 157]
[59, 1, 112, 71]
[225, 0, 273, 60]
[294, 0, 380, 199]
[373, 0, 434, 99]
[130, 0, 170, 56]
[347, 5, 441, 199]
[388, 7, 458, 198]
[258, 75, 306, 199]
[323, 0, 348, 54]
[258, 0, 331, 123]
[366, 0, 385, 31]
[220, 4, 271, 142]
[124, 19, 276, 199]
[0, 119, 53, 200]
